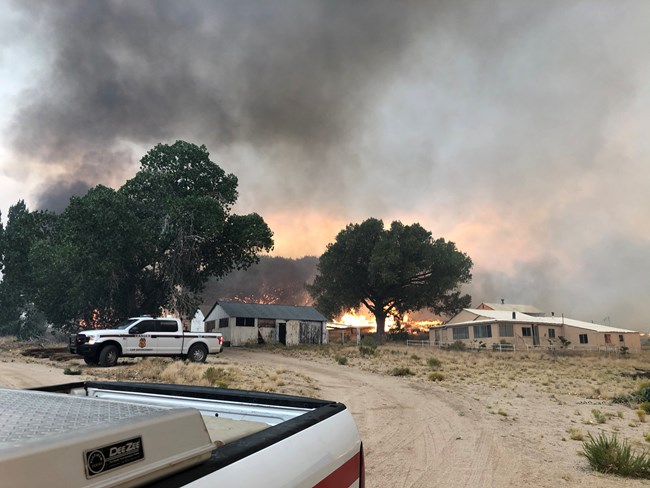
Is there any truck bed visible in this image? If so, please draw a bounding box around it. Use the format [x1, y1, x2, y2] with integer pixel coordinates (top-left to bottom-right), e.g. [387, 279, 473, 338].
[1, 382, 359, 488]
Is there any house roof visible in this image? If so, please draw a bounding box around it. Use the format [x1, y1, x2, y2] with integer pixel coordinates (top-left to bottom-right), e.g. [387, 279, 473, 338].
[437, 309, 638, 333]
[208, 301, 328, 322]
[479, 303, 544, 314]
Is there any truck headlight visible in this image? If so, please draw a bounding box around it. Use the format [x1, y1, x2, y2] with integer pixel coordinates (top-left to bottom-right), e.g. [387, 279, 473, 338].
[86, 335, 97, 344]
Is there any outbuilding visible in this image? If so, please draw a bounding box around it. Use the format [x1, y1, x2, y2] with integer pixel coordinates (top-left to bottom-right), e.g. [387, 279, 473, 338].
[203, 301, 328, 347]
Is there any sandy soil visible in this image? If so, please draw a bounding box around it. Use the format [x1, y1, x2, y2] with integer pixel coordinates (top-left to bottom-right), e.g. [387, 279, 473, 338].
[1, 342, 648, 487]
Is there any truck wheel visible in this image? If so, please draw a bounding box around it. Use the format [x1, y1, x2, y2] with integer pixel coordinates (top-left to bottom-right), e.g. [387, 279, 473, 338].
[83, 356, 97, 366]
[98, 345, 119, 367]
[187, 344, 207, 363]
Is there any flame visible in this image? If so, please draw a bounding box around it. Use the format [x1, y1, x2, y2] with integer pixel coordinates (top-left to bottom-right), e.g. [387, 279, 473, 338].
[335, 309, 442, 333]
[79, 309, 102, 329]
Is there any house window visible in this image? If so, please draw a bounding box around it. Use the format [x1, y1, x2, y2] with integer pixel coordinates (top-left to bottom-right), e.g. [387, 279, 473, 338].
[548, 328, 556, 339]
[604, 334, 611, 344]
[619, 335, 625, 343]
[473, 324, 492, 339]
[499, 324, 514, 337]
[522, 327, 532, 337]
[205, 320, 216, 332]
[218, 318, 229, 328]
[236, 317, 255, 327]
[452, 327, 469, 340]
[579, 334, 588, 344]
[258, 319, 276, 328]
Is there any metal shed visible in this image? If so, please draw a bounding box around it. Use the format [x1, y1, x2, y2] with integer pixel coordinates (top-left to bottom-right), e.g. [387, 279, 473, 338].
[203, 302, 329, 347]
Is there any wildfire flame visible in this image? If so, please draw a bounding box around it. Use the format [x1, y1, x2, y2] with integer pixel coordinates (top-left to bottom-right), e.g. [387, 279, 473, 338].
[335, 309, 442, 333]
[79, 309, 102, 329]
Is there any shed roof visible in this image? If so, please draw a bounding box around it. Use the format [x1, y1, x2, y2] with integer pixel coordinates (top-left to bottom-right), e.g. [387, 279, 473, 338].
[208, 301, 328, 322]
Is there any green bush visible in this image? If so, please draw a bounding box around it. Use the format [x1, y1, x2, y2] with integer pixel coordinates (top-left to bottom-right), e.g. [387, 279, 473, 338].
[583, 432, 650, 477]
[427, 371, 444, 381]
[391, 367, 414, 377]
[446, 341, 466, 351]
[639, 402, 650, 414]
[335, 355, 348, 365]
[427, 357, 442, 369]
[410, 354, 421, 361]
[359, 337, 378, 357]
[63, 367, 82, 375]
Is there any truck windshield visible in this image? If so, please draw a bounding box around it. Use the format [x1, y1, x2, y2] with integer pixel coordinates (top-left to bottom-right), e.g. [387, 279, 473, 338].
[115, 319, 139, 329]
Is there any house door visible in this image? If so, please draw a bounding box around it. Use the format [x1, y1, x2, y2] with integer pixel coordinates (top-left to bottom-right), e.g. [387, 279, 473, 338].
[278, 323, 286, 345]
[532, 325, 540, 346]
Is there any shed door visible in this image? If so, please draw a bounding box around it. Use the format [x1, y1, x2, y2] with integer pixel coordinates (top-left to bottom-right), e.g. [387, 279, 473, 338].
[532, 325, 540, 346]
[278, 323, 286, 345]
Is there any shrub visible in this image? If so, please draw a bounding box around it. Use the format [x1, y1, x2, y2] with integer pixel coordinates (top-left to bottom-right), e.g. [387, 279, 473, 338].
[427, 357, 442, 369]
[336, 355, 348, 365]
[638, 410, 647, 423]
[63, 367, 81, 375]
[203, 367, 235, 388]
[582, 432, 650, 477]
[640, 402, 650, 414]
[410, 354, 421, 361]
[446, 341, 466, 351]
[391, 367, 414, 377]
[428, 371, 444, 381]
[592, 409, 607, 424]
[359, 337, 378, 357]
[567, 427, 585, 441]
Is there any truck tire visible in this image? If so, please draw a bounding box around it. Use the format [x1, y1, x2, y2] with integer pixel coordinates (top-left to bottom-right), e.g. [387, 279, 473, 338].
[83, 356, 98, 366]
[187, 344, 207, 363]
[98, 345, 119, 367]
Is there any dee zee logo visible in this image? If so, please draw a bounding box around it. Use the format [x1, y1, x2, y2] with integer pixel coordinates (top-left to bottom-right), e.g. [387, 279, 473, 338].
[84, 437, 144, 478]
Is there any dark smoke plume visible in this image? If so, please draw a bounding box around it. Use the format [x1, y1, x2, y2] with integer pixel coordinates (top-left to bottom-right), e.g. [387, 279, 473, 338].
[4, 1, 650, 330]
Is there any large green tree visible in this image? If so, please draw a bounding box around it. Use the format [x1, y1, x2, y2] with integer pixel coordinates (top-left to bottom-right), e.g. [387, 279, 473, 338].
[0, 201, 54, 338]
[118, 141, 274, 319]
[308, 218, 472, 341]
[30, 186, 142, 329]
[4, 141, 273, 333]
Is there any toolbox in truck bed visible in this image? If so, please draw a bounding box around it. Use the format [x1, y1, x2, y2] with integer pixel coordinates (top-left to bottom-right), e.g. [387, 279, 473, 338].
[0, 388, 215, 488]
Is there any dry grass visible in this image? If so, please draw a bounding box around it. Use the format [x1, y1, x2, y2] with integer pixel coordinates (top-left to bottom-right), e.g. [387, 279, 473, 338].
[7, 336, 650, 414]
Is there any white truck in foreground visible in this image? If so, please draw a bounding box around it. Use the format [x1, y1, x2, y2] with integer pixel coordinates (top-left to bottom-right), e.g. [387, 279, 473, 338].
[0, 381, 364, 487]
[68, 317, 223, 367]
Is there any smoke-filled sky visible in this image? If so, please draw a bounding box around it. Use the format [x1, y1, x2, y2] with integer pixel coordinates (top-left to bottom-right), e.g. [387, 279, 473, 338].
[0, 1, 649, 331]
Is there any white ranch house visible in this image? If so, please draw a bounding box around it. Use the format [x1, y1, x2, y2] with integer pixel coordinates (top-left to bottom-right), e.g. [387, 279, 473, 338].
[430, 304, 642, 353]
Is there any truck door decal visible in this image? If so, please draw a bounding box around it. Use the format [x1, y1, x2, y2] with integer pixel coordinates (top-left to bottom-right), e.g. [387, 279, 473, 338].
[139, 338, 146, 348]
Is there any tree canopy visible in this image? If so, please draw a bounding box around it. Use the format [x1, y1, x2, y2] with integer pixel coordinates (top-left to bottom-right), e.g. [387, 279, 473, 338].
[308, 218, 472, 341]
[0, 141, 274, 335]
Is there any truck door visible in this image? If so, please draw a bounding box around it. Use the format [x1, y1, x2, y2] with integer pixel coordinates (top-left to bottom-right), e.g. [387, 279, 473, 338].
[126, 320, 157, 354]
[156, 320, 182, 355]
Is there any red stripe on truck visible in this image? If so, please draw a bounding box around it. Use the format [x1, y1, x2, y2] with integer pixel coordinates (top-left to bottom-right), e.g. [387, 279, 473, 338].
[313, 451, 360, 488]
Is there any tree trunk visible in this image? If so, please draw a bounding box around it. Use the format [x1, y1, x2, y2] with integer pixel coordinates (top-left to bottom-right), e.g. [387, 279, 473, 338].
[374, 312, 386, 343]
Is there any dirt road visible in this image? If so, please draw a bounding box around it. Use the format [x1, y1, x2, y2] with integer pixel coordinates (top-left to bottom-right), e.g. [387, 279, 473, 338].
[233, 350, 515, 487]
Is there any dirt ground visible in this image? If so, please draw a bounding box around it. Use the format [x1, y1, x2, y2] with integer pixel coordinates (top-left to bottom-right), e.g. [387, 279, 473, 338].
[1, 339, 649, 487]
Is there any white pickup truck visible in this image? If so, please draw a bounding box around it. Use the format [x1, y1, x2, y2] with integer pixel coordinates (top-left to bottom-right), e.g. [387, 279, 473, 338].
[68, 316, 223, 367]
[0, 381, 365, 487]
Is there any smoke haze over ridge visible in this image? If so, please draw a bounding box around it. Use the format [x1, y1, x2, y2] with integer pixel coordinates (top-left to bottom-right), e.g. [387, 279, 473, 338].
[0, 0, 649, 330]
